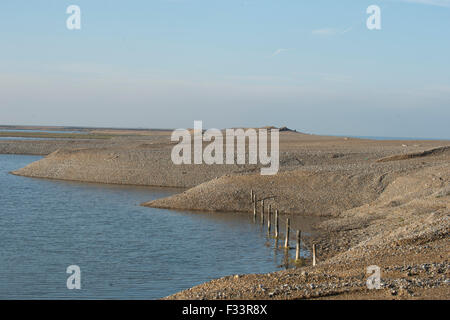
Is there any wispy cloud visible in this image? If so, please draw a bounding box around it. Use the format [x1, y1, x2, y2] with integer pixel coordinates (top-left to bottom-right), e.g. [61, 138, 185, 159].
[312, 28, 339, 36]
[341, 27, 353, 34]
[397, 0, 450, 7]
[312, 27, 353, 36]
[271, 48, 288, 57]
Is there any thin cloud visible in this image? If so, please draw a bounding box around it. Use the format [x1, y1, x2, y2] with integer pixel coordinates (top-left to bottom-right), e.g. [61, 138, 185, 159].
[312, 27, 352, 36]
[312, 28, 338, 36]
[271, 48, 288, 57]
[341, 27, 353, 34]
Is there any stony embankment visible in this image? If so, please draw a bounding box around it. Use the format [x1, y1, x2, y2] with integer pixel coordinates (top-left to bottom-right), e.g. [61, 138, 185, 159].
[10, 142, 260, 188]
[0, 139, 116, 155]
[145, 145, 450, 216]
[8, 134, 450, 225]
[144, 169, 389, 216]
[0, 131, 172, 156]
[165, 163, 449, 299]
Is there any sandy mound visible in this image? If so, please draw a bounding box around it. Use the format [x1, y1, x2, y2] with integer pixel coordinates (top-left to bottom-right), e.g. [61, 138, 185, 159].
[144, 169, 390, 216]
[11, 145, 259, 188]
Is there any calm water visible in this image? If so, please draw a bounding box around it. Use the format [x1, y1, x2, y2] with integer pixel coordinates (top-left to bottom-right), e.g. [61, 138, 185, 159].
[0, 137, 85, 141]
[0, 129, 86, 134]
[0, 155, 307, 299]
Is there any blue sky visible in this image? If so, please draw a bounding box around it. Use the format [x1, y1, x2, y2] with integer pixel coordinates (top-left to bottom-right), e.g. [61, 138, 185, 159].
[0, 0, 449, 138]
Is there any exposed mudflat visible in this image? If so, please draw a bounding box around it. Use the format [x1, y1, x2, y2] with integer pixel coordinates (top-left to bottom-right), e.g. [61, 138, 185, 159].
[3, 127, 449, 299]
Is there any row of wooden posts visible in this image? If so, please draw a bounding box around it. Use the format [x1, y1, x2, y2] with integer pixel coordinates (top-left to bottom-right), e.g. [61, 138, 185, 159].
[251, 189, 316, 266]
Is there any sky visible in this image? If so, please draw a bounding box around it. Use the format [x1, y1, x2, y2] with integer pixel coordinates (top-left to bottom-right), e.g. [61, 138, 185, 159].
[0, 0, 449, 138]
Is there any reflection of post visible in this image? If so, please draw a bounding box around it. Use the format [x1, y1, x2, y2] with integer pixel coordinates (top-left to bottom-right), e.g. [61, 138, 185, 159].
[312, 244, 316, 266]
[267, 205, 271, 234]
[273, 238, 279, 262]
[296, 230, 301, 261]
[274, 210, 279, 238]
[261, 200, 265, 225]
[283, 244, 290, 269]
[284, 218, 290, 248]
[253, 199, 257, 220]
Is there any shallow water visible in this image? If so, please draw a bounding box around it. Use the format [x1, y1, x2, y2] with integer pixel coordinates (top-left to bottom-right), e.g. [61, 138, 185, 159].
[0, 137, 83, 141]
[0, 129, 86, 134]
[0, 154, 315, 299]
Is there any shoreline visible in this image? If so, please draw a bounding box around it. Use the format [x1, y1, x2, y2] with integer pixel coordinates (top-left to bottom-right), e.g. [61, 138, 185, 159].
[1, 128, 449, 299]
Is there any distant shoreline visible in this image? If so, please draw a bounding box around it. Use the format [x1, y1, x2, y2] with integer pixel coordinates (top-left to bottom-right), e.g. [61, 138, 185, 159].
[1, 125, 448, 141]
[340, 135, 450, 141]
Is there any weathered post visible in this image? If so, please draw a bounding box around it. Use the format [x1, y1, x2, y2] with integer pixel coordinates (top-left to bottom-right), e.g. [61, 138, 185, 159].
[253, 199, 257, 219]
[274, 210, 279, 238]
[312, 244, 316, 266]
[261, 200, 264, 225]
[296, 230, 301, 261]
[267, 205, 271, 234]
[284, 218, 290, 248]
[251, 189, 254, 203]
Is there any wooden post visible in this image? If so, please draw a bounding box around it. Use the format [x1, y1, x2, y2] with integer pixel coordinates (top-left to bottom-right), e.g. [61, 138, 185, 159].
[253, 200, 257, 219]
[274, 210, 279, 238]
[284, 218, 290, 248]
[296, 230, 301, 261]
[251, 189, 254, 203]
[267, 205, 271, 234]
[260, 200, 264, 225]
[312, 244, 316, 266]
